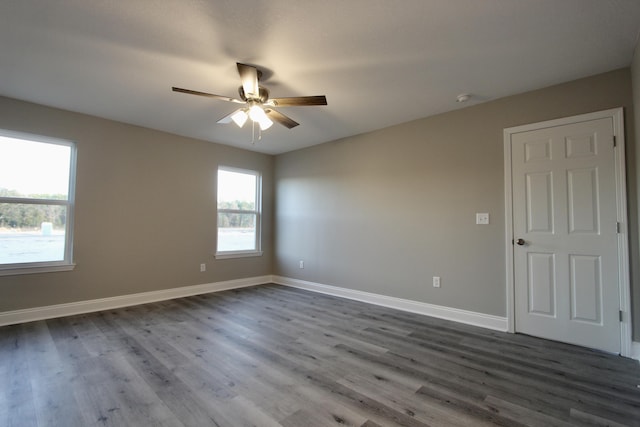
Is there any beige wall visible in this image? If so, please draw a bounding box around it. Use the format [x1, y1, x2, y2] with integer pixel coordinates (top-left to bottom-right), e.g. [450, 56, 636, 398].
[632, 39, 640, 341]
[0, 96, 274, 311]
[275, 69, 638, 337]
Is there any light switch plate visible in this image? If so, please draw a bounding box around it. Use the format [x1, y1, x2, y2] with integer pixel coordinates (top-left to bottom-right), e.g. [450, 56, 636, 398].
[476, 213, 489, 225]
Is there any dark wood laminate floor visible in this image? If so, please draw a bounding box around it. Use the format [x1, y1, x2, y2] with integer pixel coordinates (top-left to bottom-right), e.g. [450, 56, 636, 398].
[1, 284, 639, 427]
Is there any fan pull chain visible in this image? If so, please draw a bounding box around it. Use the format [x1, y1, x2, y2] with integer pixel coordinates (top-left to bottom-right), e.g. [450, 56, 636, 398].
[250, 120, 263, 144]
[251, 120, 256, 144]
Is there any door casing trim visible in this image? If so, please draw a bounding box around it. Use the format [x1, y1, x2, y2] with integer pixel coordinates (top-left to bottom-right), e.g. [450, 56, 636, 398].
[503, 108, 631, 357]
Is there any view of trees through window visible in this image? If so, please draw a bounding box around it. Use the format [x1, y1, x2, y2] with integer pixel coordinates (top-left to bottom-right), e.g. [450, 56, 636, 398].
[217, 200, 256, 228]
[0, 133, 75, 267]
[0, 189, 67, 230]
[217, 168, 260, 253]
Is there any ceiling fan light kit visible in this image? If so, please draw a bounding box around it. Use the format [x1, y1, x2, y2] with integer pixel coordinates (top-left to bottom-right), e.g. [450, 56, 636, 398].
[230, 109, 248, 128]
[249, 104, 273, 130]
[172, 62, 327, 143]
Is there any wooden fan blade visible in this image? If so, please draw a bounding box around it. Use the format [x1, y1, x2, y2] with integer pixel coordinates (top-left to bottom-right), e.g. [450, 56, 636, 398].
[172, 87, 244, 103]
[265, 109, 299, 129]
[270, 95, 327, 107]
[237, 63, 259, 98]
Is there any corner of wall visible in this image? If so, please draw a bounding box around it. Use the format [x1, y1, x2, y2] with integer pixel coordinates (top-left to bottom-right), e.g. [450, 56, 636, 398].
[631, 32, 640, 343]
[633, 341, 640, 362]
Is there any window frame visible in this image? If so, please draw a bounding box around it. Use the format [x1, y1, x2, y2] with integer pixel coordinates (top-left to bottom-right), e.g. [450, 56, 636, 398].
[0, 129, 77, 276]
[215, 165, 263, 259]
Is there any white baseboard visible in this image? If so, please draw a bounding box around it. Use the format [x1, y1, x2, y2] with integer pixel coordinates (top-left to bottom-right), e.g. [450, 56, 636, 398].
[272, 276, 508, 332]
[0, 275, 271, 327]
[5, 274, 627, 357]
[632, 341, 640, 363]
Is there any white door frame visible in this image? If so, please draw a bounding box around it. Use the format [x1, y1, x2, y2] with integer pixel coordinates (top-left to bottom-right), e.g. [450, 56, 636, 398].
[503, 108, 632, 357]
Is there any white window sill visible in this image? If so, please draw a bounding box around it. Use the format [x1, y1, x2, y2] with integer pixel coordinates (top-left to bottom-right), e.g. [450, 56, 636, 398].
[215, 251, 263, 260]
[0, 263, 76, 277]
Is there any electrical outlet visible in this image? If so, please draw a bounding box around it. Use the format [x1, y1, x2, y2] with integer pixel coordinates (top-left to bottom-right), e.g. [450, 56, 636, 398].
[200, 263, 206, 272]
[433, 276, 441, 288]
[299, 260, 304, 269]
[476, 213, 489, 225]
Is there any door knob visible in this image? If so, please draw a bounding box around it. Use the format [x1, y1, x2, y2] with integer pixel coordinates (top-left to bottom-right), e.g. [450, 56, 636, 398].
[515, 238, 525, 246]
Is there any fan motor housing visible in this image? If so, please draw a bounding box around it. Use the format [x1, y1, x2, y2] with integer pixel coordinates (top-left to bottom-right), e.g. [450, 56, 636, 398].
[239, 86, 269, 103]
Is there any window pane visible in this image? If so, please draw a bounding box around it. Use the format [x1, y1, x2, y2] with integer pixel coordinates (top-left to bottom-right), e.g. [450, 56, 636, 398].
[0, 203, 67, 264]
[0, 135, 71, 199]
[217, 212, 256, 252]
[217, 169, 256, 210]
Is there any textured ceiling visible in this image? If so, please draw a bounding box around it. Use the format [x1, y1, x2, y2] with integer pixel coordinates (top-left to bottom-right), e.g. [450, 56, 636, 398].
[1, 0, 639, 154]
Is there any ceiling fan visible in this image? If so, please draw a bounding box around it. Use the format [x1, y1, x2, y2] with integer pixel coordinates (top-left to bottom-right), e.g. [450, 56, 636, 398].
[172, 63, 327, 133]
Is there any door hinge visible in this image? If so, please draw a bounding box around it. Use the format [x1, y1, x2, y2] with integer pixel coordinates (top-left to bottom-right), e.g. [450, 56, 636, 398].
[616, 222, 621, 233]
[613, 136, 617, 147]
[619, 310, 623, 322]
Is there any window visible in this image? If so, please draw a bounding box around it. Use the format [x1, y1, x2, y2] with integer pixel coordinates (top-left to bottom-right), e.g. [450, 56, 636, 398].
[0, 130, 77, 275]
[216, 166, 262, 258]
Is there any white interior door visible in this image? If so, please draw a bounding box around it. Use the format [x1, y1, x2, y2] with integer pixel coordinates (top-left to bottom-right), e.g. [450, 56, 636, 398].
[510, 115, 621, 353]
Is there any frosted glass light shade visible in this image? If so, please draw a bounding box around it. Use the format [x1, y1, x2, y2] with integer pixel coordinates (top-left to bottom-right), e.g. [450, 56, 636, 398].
[231, 110, 248, 127]
[249, 105, 273, 130]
